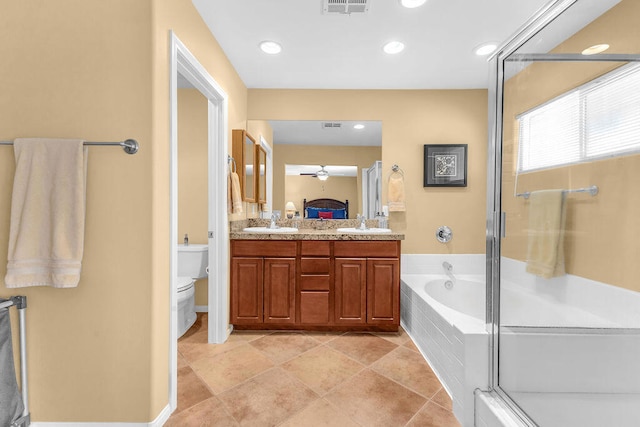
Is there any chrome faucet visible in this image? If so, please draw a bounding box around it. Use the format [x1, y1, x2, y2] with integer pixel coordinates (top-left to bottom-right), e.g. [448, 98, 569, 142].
[357, 214, 368, 230]
[443, 261, 456, 283]
[269, 212, 280, 229]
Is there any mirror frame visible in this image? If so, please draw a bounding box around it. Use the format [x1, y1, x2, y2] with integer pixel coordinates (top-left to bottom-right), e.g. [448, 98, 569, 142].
[232, 129, 256, 203]
[256, 145, 267, 205]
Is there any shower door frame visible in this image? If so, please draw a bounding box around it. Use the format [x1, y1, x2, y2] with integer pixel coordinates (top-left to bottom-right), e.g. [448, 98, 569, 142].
[486, 0, 640, 424]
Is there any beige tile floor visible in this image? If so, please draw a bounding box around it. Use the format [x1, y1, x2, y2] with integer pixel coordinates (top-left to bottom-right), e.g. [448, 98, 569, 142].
[166, 314, 461, 427]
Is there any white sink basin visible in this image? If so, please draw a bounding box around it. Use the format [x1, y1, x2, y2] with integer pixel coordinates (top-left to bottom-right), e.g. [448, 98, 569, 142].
[336, 227, 393, 234]
[242, 227, 299, 234]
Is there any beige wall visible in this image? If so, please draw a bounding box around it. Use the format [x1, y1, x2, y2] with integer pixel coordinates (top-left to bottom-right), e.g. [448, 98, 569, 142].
[0, 0, 154, 422]
[152, 0, 248, 420]
[178, 89, 209, 306]
[273, 144, 381, 216]
[248, 89, 488, 254]
[501, 0, 640, 292]
[0, 0, 248, 422]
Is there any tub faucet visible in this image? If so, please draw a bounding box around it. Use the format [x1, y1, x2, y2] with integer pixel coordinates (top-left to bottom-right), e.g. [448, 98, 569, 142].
[443, 261, 456, 283]
[269, 213, 280, 229]
[357, 214, 368, 230]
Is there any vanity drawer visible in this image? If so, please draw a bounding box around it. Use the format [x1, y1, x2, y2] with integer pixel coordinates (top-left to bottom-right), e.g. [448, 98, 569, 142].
[300, 241, 330, 256]
[300, 275, 330, 291]
[300, 257, 330, 274]
[334, 241, 399, 258]
[231, 240, 297, 257]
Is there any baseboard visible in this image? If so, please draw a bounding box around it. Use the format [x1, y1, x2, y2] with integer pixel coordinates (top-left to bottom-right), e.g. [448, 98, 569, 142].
[195, 305, 208, 312]
[30, 403, 172, 427]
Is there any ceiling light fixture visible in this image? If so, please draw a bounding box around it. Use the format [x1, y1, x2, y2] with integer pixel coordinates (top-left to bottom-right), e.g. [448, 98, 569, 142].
[582, 44, 610, 55]
[400, 0, 427, 8]
[259, 41, 282, 55]
[353, 124, 365, 130]
[474, 42, 498, 56]
[316, 165, 329, 181]
[383, 41, 405, 55]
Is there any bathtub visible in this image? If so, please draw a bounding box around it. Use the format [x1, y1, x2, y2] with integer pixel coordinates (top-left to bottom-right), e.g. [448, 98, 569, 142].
[495, 258, 640, 427]
[401, 255, 640, 427]
[400, 260, 489, 427]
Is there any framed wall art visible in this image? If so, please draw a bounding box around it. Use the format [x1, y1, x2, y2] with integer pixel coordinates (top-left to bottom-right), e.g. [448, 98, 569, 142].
[423, 144, 468, 187]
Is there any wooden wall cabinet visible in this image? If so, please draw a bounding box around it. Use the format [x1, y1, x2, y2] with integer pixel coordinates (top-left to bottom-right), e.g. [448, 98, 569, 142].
[232, 129, 256, 203]
[231, 240, 400, 331]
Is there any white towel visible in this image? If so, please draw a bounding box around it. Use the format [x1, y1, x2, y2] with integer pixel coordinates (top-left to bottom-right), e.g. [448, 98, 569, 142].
[5, 138, 88, 288]
[526, 189, 566, 279]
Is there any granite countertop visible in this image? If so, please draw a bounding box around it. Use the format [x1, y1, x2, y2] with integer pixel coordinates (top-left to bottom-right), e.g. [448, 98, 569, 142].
[230, 218, 404, 241]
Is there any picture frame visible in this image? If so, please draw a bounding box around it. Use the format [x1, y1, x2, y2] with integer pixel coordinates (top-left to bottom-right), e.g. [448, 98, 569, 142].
[423, 144, 468, 187]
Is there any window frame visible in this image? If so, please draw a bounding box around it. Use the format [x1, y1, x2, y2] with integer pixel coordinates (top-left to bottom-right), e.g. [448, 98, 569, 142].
[516, 63, 640, 173]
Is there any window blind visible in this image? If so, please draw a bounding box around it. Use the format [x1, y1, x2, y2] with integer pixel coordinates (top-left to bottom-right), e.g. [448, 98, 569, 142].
[517, 63, 640, 173]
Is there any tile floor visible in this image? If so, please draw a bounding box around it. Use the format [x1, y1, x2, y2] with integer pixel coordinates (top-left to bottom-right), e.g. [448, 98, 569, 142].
[166, 313, 461, 427]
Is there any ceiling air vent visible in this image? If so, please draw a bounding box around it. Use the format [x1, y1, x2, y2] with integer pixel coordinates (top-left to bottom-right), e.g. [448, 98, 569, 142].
[323, 0, 370, 15]
[321, 122, 342, 129]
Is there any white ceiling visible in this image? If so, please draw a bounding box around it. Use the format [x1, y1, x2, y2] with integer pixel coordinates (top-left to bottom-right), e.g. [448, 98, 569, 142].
[191, 0, 622, 145]
[270, 120, 381, 146]
[191, 0, 552, 90]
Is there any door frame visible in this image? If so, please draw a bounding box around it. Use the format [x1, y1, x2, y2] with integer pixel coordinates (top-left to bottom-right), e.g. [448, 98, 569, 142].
[169, 31, 230, 411]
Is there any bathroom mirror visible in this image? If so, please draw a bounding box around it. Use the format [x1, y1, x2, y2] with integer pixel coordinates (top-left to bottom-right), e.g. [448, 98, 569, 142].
[247, 119, 382, 216]
[232, 129, 256, 203]
[257, 145, 267, 205]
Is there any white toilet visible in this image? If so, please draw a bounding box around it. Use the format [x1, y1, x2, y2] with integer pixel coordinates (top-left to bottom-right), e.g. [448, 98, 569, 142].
[177, 243, 208, 338]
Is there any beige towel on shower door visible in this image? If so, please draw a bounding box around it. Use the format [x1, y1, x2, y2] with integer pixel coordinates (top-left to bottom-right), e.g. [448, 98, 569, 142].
[5, 138, 88, 288]
[526, 189, 566, 279]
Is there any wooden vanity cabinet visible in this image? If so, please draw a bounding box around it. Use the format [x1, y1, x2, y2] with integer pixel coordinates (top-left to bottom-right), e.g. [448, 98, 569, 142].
[231, 239, 400, 331]
[230, 241, 296, 325]
[334, 241, 400, 328]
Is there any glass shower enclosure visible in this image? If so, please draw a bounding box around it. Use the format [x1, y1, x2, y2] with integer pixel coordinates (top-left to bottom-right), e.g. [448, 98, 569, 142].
[487, 0, 640, 425]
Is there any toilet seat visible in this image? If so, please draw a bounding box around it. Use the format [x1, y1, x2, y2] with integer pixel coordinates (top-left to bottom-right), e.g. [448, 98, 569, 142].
[177, 276, 195, 293]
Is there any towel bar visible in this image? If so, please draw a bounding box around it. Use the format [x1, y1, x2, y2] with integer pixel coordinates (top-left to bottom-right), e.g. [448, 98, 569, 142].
[516, 185, 598, 199]
[0, 139, 139, 155]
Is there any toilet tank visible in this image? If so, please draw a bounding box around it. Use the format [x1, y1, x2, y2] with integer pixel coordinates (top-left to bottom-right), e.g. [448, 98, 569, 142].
[178, 244, 208, 279]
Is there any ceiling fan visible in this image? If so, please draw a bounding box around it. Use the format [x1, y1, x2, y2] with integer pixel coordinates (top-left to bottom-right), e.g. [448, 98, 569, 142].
[300, 165, 330, 181]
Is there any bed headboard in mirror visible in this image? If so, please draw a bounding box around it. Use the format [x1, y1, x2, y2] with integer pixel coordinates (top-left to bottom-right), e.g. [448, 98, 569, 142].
[303, 198, 349, 219]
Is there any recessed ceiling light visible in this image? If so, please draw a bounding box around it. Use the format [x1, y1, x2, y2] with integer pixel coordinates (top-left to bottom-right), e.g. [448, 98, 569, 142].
[259, 41, 282, 55]
[400, 0, 427, 8]
[383, 41, 405, 55]
[582, 44, 610, 55]
[474, 42, 498, 56]
[353, 124, 365, 130]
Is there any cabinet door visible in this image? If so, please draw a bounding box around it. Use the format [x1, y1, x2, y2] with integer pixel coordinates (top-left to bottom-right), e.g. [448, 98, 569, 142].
[367, 258, 400, 325]
[231, 257, 263, 324]
[334, 258, 367, 324]
[264, 258, 296, 324]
